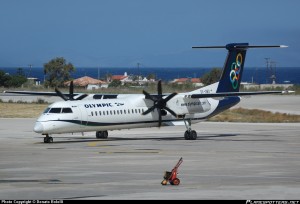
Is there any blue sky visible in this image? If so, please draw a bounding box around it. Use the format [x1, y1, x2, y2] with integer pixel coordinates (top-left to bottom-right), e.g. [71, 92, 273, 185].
[0, 0, 299, 68]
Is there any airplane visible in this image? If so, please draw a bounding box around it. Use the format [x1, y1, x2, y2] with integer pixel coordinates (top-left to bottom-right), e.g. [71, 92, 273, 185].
[4, 43, 293, 143]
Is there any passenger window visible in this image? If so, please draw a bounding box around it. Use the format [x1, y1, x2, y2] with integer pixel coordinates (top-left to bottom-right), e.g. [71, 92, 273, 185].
[91, 112, 93, 116]
[95, 111, 97, 116]
[62, 108, 73, 113]
[99, 111, 101, 116]
[49, 108, 61, 113]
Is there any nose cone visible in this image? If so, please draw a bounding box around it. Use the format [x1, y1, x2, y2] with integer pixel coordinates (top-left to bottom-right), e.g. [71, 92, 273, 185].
[34, 122, 44, 133]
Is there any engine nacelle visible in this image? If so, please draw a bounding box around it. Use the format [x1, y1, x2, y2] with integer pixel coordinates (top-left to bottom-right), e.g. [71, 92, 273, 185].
[161, 109, 167, 116]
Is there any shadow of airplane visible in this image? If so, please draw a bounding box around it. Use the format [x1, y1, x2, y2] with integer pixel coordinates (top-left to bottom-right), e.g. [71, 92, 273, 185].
[35, 133, 240, 144]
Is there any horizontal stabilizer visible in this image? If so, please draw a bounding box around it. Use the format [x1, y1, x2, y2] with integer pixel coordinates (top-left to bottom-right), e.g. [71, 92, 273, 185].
[192, 44, 288, 49]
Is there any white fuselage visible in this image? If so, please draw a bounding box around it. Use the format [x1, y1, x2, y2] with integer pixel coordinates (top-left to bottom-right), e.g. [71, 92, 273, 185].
[33, 93, 221, 135]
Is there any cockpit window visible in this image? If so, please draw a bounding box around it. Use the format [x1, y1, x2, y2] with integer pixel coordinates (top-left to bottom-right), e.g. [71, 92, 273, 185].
[43, 108, 50, 114]
[49, 108, 62, 113]
[62, 108, 73, 113]
[47, 107, 73, 114]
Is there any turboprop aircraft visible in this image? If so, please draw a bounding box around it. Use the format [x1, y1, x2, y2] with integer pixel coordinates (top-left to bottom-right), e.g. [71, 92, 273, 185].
[4, 43, 292, 143]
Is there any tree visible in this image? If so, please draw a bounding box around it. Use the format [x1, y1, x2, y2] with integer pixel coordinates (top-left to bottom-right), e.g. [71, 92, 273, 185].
[6, 75, 27, 87]
[201, 68, 222, 85]
[147, 73, 156, 81]
[108, 79, 122, 88]
[0, 69, 27, 88]
[0, 70, 11, 87]
[44, 57, 75, 87]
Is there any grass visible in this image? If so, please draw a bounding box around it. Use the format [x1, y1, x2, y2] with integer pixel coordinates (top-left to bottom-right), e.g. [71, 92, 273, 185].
[208, 107, 300, 123]
[0, 102, 48, 118]
[0, 102, 300, 122]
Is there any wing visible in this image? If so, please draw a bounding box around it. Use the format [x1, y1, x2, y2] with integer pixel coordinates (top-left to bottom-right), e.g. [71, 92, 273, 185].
[3, 90, 61, 96]
[189, 90, 294, 99]
[3, 90, 82, 98]
[3, 90, 89, 100]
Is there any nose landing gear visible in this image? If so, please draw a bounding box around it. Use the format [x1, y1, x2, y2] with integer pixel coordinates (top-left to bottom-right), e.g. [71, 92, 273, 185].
[43, 134, 53, 143]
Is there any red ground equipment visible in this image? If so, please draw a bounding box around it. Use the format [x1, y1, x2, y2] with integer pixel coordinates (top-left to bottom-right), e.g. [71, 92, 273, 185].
[161, 157, 183, 185]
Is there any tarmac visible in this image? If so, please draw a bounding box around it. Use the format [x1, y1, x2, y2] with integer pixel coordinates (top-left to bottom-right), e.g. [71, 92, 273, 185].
[0, 93, 299, 200]
[0, 119, 299, 200]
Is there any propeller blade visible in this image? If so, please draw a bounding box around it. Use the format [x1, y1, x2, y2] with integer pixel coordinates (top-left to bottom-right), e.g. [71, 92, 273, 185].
[55, 87, 68, 101]
[69, 81, 74, 100]
[157, 80, 162, 96]
[157, 108, 162, 127]
[163, 92, 177, 102]
[142, 106, 156, 115]
[76, 94, 88, 100]
[164, 107, 178, 118]
[143, 90, 156, 101]
[142, 80, 177, 127]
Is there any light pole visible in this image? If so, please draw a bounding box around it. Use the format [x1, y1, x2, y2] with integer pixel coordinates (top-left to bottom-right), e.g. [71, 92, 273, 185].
[28, 64, 32, 78]
[137, 62, 140, 84]
[264, 58, 270, 84]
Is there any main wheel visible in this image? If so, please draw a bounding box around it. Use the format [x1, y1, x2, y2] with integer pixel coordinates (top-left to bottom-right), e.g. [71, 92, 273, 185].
[96, 131, 108, 139]
[184, 130, 191, 140]
[190, 130, 197, 140]
[96, 131, 101, 139]
[102, 131, 108, 139]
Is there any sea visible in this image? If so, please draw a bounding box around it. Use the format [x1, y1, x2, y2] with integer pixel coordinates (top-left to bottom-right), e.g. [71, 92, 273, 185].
[1, 66, 300, 85]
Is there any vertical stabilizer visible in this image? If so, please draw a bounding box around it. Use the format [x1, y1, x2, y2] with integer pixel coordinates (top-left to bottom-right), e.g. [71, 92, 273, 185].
[216, 43, 248, 92]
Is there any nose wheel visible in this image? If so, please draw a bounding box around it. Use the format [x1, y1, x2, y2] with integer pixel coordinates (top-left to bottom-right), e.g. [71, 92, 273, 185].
[43, 134, 53, 143]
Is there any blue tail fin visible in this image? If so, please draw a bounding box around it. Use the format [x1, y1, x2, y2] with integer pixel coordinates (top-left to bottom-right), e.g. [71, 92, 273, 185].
[216, 43, 248, 93]
[192, 43, 286, 93]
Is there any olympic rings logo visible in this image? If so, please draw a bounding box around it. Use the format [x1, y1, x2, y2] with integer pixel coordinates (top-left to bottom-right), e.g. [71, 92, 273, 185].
[229, 53, 242, 89]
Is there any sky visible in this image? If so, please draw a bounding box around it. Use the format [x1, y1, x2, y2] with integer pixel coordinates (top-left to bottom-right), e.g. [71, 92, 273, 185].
[0, 0, 300, 68]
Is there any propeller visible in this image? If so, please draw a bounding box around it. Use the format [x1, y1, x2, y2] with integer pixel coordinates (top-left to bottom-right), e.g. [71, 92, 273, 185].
[142, 80, 178, 127]
[55, 81, 87, 101]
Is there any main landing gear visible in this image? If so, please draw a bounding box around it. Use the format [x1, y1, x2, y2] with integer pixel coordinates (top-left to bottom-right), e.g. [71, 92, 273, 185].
[183, 119, 197, 140]
[96, 131, 108, 139]
[43, 134, 53, 143]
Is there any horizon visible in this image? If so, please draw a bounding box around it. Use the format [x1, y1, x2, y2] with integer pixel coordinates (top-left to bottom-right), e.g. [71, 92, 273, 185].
[1, 66, 300, 71]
